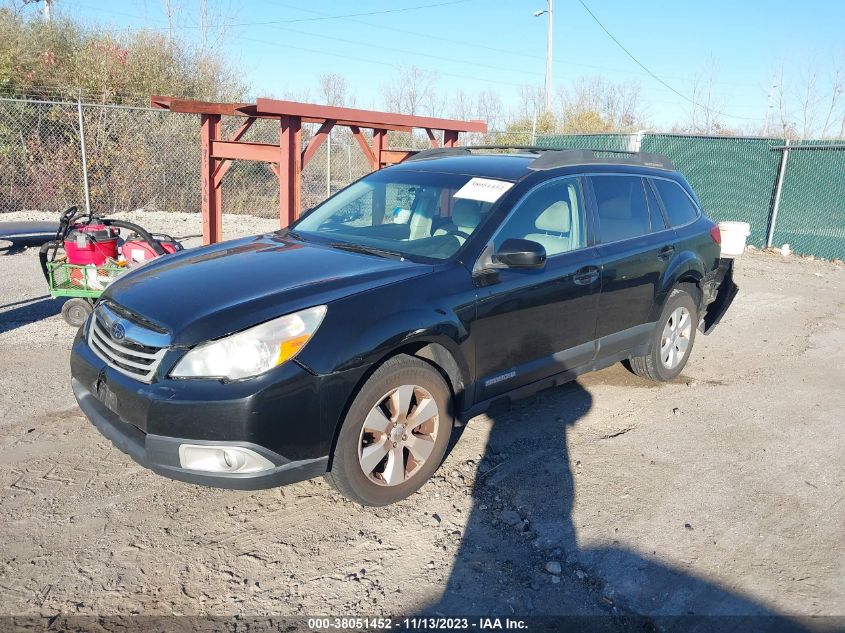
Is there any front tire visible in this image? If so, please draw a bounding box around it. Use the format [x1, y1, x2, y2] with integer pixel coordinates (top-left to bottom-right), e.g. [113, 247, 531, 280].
[325, 354, 453, 506]
[629, 287, 698, 382]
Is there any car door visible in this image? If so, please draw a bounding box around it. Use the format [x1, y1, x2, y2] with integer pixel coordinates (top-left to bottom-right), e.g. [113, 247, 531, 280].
[589, 174, 675, 357]
[471, 176, 601, 401]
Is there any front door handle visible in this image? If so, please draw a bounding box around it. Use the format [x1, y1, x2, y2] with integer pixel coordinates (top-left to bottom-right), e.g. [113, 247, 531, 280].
[658, 245, 676, 260]
[574, 266, 600, 286]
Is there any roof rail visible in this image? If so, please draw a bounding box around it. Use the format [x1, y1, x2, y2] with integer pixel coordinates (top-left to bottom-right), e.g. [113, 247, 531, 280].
[405, 145, 558, 162]
[403, 145, 674, 170]
[528, 148, 674, 170]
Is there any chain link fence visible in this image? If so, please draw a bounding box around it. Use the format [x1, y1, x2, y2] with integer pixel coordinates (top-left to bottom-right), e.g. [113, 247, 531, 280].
[770, 143, 845, 260]
[2, 97, 843, 259]
[0, 97, 375, 220]
[538, 132, 845, 259]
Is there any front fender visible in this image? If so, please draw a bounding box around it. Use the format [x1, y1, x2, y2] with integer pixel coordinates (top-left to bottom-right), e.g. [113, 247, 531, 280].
[304, 305, 474, 457]
[349, 308, 471, 379]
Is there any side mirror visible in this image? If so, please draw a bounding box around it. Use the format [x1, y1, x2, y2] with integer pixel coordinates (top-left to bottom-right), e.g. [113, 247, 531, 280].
[494, 238, 546, 269]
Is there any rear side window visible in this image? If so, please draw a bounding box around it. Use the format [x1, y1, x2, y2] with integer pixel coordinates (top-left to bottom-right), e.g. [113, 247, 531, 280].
[652, 179, 699, 227]
[644, 179, 668, 230]
[591, 175, 652, 243]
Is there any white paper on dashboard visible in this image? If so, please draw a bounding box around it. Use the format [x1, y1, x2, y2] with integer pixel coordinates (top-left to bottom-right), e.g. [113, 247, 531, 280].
[452, 178, 514, 203]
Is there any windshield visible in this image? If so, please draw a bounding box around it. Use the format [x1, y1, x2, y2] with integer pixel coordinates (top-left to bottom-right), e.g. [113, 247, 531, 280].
[293, 169, 512, 261]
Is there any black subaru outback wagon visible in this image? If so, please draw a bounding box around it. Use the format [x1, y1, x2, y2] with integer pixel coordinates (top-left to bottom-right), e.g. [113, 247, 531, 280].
[71, 147, 737, 506]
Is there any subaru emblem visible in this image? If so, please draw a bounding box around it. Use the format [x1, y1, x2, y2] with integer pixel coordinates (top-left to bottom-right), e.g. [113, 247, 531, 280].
[112, 321, 126, 340]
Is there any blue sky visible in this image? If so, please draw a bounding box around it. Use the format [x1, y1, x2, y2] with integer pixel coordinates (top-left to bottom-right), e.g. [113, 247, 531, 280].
[62, 0, 844, 131]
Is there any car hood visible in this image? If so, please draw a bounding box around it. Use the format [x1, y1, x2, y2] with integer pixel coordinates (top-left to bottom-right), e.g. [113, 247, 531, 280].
[101, 233, 432, 346]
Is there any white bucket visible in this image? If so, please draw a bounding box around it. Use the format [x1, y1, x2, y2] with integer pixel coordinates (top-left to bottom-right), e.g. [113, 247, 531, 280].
[718, 221, 751, 257]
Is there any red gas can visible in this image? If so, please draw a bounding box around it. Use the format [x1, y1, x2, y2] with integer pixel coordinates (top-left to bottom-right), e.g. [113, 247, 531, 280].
[64, 224, 119, 266]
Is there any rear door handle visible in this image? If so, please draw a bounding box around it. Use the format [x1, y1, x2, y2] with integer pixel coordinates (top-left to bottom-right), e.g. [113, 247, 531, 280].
[574, 266, 600, 286]
[658, 245, 676, 260]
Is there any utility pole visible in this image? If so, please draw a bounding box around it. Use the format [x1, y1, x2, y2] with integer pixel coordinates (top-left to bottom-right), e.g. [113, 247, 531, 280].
[534, 0, 553, 112]
[763, 78, 777, 137]
[23, 0, 53, 22]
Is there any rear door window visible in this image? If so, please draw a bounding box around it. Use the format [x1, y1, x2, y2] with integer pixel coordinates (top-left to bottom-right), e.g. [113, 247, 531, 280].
[652, 179, 699, 227]
[591, 175, 652, 243]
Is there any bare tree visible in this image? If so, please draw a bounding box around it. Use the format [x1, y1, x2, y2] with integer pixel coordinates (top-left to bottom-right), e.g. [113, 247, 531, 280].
[20, 0, 51, 21]
[555, 76, 646, 133]
[773, 64, 796, 138]
[475, 89, 504, 130]
[163, 0, 174, 42]
[770, 52, 845, 139]
[449, 89, 473, 122]
[382, 65, 443, 116]
[819, 58, 844, 138]
[514, 84, 545, 120]
[688, 58, 725, 135]
[318, 73, 354, 107]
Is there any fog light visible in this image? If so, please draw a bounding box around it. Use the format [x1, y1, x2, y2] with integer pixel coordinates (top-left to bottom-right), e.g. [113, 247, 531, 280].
[178, 444, 275, 474]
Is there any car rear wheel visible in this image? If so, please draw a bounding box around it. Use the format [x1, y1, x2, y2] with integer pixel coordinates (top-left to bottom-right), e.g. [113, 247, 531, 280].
[325, 354, 453, 506]
[628, 287, 698, 382]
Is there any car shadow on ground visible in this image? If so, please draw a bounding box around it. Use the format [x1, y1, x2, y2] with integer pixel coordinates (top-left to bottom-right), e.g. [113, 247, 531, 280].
[422, 378, 817, 633]
[0, 295, 66, 333]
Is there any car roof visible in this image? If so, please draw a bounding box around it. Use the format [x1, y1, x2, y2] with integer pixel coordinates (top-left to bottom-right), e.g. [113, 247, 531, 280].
[387, 150, 680, 183]
[387, 153, 536, 181]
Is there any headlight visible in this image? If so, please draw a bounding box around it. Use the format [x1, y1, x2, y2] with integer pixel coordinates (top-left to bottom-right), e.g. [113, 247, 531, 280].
[170, 305, 326, 380]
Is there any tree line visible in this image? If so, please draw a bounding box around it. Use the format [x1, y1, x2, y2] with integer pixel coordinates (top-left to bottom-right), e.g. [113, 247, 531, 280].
[2, 0, 844, 141]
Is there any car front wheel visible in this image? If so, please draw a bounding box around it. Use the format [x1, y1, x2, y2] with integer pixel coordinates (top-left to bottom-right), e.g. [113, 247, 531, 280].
[325, 354, 453, 506]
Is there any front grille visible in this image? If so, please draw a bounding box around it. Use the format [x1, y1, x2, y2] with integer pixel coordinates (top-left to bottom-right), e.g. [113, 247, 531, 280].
[87, 308, 168, 383]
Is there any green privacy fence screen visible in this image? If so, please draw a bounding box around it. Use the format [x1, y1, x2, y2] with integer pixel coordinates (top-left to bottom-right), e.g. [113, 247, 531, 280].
[537, 133, 845, 259]
[771, 145, 845, 260]
[538, 133, 635, 152]
[640, 135, 783, 249]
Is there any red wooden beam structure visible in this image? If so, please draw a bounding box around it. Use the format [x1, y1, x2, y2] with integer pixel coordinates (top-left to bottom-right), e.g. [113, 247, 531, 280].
[151, 95, 487, 244]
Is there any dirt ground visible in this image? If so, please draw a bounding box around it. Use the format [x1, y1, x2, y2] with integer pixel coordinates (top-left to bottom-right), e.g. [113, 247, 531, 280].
[1, 212, 843, 629]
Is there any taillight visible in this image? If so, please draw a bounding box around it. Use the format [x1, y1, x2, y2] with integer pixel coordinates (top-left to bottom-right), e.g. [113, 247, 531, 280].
[709, 225, 721, 245]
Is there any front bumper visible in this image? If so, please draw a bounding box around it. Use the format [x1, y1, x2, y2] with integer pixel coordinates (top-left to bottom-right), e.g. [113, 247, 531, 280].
[70, 328, 331, 490]
[73, 378, 328, 489]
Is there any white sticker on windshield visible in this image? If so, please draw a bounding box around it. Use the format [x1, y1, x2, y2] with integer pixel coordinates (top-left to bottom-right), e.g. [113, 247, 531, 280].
[453, 178, 513, 203]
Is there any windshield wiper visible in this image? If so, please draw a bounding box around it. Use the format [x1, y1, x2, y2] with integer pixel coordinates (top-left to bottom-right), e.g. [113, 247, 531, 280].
[329, 241, 405, 260]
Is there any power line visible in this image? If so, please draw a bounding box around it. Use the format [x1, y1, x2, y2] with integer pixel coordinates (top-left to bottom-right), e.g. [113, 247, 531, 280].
[73, 0, 762, 92]
[264, 1, 761, 90]
[266, 25, 545, 79]
[576, 0, 758, 121]
[94, 0, 474, 34]
[240, 35, 530, 89]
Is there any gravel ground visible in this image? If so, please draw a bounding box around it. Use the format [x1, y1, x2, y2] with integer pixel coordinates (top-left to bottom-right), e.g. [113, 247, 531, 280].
[1, 211, 843, 629]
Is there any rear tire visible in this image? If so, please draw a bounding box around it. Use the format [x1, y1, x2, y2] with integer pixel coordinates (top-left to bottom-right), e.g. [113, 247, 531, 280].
[61, 298, 93, 328]
[325, 354, 453, 506]
[628, 287, 698, 382]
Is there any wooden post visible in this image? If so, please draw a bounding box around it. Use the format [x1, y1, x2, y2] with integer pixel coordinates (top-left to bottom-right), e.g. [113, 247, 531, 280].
[373, 129, 387, 168]
[279, 115, 302, 228]
[200, 113, 222, 244]
[443, 130, 459, 147]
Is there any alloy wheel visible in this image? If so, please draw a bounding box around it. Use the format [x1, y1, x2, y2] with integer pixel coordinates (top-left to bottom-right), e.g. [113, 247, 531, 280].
[660, 307, 692, 369]
[357, 384, 440, 487]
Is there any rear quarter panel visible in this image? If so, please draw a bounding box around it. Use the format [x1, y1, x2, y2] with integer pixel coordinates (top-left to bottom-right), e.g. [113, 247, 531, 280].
[647, 215, 721, 322]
